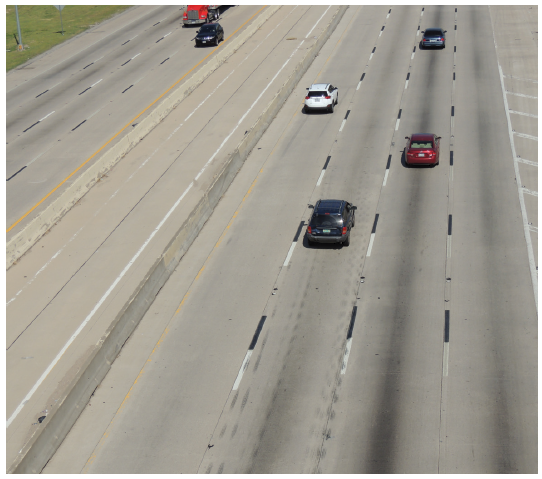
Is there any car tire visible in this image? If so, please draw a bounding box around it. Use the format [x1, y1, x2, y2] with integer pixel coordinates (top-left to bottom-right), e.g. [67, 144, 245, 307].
[303, 105, 309, 114]
[329, 102, 334, 113]
[335, 93, 339, 105]
[344, 234, 350, 246]
[352, 214, 355, 227]
[215, 37, 219, 46]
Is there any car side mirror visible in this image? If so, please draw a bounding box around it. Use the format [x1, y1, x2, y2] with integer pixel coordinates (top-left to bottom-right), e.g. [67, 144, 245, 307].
[436, 136, 441, 140]
[444, 30, 447, 33]
[306, 88, 309, 90]
[351, 206, 357, 210]
[308, 204, 314, 209]
[405, 136, 410, 139]
[421, 30, 425, 33]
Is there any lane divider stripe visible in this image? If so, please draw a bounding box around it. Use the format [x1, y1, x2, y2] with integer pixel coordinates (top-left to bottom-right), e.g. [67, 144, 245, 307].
[233, 315, 267, 390]
[341, 306, 357, 374]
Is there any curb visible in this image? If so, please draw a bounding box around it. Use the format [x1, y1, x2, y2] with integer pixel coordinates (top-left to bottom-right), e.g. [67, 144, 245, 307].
[6, 5, 280, 270]
[8, 6, 348, 473]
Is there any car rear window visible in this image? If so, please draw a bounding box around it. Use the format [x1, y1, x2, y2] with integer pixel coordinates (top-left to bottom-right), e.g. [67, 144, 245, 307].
[308, 91, 327, 98]
[200, 26, 216, 33]
[411, 141, 433, 148]
[312, 214, 342, 227]
[425, 30, 442, 37]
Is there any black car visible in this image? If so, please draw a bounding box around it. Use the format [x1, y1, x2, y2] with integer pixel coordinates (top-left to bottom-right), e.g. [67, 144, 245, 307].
[195, 23, 224, 47]
[306, 199, 356, 246]
[420, 27, 446, 49]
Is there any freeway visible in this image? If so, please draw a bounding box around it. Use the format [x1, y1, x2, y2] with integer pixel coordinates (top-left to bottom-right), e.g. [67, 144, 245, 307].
[9, 4, 538, 474]
[6, 5, 263, 236]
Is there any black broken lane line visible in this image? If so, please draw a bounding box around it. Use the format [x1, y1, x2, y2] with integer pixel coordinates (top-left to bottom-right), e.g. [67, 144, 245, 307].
[232, 315, 268, 390]
[7, 166, 27, 182]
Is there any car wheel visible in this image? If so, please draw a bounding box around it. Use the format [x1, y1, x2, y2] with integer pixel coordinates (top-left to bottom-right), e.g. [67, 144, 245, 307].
[344, 234, 350, 246]
[215, 37, 219, 46]
[303, 105, 309, 114]
[329, 102, 334, 113]
[352, 214, 355, 227]
[335, 93, 339, 105]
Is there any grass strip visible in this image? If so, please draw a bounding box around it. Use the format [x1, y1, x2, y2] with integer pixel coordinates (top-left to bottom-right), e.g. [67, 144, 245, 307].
[6, 5, 132, 72]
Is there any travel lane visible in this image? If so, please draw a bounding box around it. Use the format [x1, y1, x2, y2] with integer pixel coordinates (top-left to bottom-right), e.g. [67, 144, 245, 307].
[43, 5, 391, 473]
[442, 6, 537, 472]
[200, 7, 426, 473]
[6, 6, 266, 232]
[6, 6, 174, 105]
[6, 5, 335, 465]
[318, 5, 455, 473]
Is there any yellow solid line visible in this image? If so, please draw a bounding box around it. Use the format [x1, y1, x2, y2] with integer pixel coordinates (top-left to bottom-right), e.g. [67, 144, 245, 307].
[7, 6, 267, 234]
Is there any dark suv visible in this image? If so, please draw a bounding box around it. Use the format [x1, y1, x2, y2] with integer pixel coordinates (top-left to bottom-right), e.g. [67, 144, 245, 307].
[306, 199, 356, 246]
[195, 23, 224, 47]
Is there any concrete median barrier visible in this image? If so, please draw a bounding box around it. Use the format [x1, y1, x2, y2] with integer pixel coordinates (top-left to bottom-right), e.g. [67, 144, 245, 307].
[8, 5, 348, 473]
[6, 5, 280, 270]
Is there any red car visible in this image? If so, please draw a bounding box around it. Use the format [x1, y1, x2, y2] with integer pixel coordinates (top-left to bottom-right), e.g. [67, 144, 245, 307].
[404, 133, 441, 166]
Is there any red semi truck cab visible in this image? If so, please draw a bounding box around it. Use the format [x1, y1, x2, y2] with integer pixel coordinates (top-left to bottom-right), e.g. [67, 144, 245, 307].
[183, 5, 220, 25]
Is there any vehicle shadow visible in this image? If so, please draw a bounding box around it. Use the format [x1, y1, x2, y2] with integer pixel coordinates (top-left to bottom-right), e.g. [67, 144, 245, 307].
[301, 108, 332, 115]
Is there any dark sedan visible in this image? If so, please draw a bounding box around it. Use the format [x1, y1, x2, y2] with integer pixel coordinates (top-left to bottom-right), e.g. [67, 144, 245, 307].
[306, 199, 356, 246]
[195, 23, 224, 47]
[420, 27, 446, 49]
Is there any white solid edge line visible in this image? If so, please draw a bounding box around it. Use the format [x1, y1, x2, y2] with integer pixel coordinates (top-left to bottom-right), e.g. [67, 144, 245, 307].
[316, 169, 326, 186]
[305, 5, 332, 38]
[366, 233, 376, 257]
[492, 19, 538, 312]
[341, 337, 353, 374]
[7, 181, 194, 428]
[509, 110, 537, 119]
[395, 118, 400, 130]
[382, 169, 389, 186]
[283, 242, 297, 267]
[232, 350, 253, 390]
[442, 342, 449, 377]
[7, 11, 334, 426]
[339, 119, 347, 132]
[529, 225, 538, 233]
[195, 33, 310, 181]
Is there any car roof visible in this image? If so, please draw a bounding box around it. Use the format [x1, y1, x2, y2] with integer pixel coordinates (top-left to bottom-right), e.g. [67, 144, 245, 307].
[309, 83, 330, 91]
[315, 199, 344, 213]
[410, 133, 435, 141]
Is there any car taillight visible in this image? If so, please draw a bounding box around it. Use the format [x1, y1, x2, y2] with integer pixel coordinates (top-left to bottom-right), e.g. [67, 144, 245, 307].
[325, 95, 331, 99]
[342, 227, 347, 235]
[423, 38, 427, 41]
[305, 96, 310, 100]
[308, 226, 312, 234]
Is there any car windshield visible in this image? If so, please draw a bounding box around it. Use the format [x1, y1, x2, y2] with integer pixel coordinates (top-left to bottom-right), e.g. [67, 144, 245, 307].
[312, 214, 342, 227]
[199, 26, 216, 34]
[308, 91, 327, 98]
[411, 141, 433, 148]
[425, 30, 442, 37]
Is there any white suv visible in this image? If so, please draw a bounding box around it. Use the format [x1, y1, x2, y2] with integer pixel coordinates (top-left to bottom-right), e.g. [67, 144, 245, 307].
[304, 83, 338, 113]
